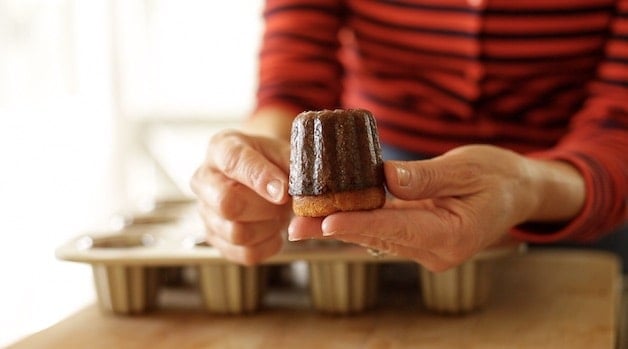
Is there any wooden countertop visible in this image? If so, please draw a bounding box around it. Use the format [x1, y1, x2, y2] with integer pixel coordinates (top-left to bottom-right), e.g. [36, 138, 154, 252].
[11, 250, 626, 349]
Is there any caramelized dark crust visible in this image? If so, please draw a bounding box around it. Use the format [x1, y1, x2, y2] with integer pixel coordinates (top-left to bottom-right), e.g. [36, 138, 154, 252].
[289, 109, 384, 196]
[292, 187, 386, 217]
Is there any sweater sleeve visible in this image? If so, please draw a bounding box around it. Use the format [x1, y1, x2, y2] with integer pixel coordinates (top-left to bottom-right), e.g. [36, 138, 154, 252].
[254, 0, 346, 115]
[511, 0, 628, 243]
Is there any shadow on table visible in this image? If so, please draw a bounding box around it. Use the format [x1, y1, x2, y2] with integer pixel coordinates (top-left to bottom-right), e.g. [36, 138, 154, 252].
[531, 223, 628, 274]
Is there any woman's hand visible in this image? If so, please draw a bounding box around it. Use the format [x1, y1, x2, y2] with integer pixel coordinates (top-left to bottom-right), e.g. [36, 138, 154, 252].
[288, 145, 585, 271]
[190, 129, 292, 265]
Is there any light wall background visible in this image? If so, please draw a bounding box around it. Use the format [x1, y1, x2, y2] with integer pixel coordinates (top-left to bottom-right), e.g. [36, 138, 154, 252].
[0, 1, 263, 346]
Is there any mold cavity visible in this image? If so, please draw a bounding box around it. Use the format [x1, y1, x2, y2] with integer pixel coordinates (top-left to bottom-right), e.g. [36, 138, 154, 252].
[181, 235, 206, 249]
[195, 241, 212, 248]
[151, 198, 196, 210]
[109, 214, 178, 230]
[79, 233, 156, 249]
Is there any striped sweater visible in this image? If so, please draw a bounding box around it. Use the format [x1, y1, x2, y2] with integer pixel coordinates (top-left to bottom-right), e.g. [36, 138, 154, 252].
[254, 0, 628, 242]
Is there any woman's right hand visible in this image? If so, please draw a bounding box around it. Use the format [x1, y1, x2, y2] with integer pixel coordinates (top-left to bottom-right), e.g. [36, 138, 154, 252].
[190, 129, 292, 265]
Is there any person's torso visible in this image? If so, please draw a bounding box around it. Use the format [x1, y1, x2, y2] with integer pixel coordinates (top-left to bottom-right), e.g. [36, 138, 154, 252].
[341, 0, 616, 154]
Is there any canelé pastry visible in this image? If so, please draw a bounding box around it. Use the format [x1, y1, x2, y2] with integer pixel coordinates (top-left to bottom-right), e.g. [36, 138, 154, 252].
[289, 109, 386, 217]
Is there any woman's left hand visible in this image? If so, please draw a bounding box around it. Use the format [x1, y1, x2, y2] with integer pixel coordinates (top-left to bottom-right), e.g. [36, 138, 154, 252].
[288, 145, 584, 271]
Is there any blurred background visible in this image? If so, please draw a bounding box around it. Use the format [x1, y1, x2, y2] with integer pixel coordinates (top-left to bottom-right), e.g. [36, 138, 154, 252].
[0, 1, 263, 345]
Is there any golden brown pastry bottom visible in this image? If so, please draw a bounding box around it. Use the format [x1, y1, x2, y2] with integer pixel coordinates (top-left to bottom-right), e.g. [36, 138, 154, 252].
[292, 187, 386, 217]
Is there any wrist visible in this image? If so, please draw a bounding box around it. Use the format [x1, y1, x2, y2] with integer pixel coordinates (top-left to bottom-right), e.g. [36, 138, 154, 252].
[243, 107, 296, 141]
[523, 158, 586, 223]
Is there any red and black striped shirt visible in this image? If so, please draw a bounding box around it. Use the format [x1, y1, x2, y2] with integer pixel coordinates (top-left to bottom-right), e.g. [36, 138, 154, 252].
[255, 0, 628, 242]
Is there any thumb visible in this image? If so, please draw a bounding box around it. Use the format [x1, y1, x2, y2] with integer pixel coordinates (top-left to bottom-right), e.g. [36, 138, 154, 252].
[209, 131, 290, 204]
[248, 134, 291, 174]
[384, 157, 482, 200]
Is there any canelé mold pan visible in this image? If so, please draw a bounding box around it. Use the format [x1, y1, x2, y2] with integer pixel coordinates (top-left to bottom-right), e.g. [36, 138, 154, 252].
[56, 199, 524, 315]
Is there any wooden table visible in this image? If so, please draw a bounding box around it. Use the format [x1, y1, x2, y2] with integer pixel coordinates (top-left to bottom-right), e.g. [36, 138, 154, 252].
[10, 250, 626, 349]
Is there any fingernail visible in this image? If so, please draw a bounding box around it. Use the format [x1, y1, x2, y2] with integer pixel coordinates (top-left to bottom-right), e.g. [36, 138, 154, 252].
[288, 235, 301, 242]
[396, 165, 410, 187]
[322, 230, 335, 237]
[266, 179, 283, 201]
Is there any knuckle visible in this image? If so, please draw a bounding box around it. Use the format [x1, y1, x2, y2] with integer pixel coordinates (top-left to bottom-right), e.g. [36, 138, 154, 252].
[442, 249, 468, 267]
[215, 140, 265, 190]
[215, 183, 245, 220]
[210, 130, 250, 174]
[387, 212, 419, 245]
[423, 260, 454, 273]
[393, 224, 415, 246]
[418, 251, 457, 272]
[437, 242, 476, 270]
[189, 166, 205, 193]
[240, 251, 261, 266]
[455, 161, 483, 187]
[221, 142, 247, 175]
[420, 165, 440, 188]
[372, 238, 394, 254]
[228, 224, 251, 245]
[205, 234, 259, 266]
[431, 206, 466, 247]
[240, 247, 267, 266]
[241, 236, 283, 265]
[440, 236, 474, 265]
[209, 129, 239, 147]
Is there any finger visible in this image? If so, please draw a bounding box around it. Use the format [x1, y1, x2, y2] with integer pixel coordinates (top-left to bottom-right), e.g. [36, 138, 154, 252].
[287, 216, 325, 241]
[321, 207, 460, 250]
[384, 157, 483, 201]
[205, 231, 284, 265]
[286, 199, 436, 240]
[208, 130, 290, 204]
[193, 167, 289, 222]
[202, 212, 288, 246]
[384, 197, 436, 210]
[323, 207, 482, 266]
[330, 234, 450, 271]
